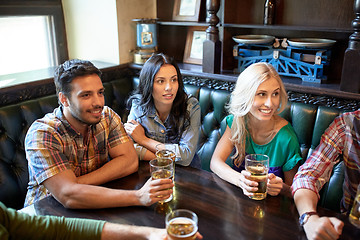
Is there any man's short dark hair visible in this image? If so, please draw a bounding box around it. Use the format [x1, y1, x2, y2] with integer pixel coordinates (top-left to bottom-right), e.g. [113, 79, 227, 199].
[54, 59, 102, 103]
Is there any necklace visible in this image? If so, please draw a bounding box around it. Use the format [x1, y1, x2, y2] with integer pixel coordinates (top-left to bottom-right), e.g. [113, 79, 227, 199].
[249, 117, 277, 145]
[264, 118, 276, 140]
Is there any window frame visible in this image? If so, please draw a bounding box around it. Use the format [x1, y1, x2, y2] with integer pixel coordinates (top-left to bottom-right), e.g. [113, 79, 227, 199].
[0, 1, 68, 68]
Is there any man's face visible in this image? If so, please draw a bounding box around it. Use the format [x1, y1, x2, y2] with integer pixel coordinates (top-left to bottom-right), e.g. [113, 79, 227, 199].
[62, 74, 105, 131]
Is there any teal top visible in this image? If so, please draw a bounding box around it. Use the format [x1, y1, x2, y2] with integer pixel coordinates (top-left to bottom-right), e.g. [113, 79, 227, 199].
[0, 201, 104, 240]
[226, 115, 303, 179]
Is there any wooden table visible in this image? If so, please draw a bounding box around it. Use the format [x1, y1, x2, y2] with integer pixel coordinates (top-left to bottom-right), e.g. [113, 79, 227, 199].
[27, 162, 360, 240]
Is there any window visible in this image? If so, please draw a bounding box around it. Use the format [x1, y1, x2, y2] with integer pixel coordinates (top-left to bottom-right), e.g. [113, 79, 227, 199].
[0, 2, 68, 83]
[0, 16, 57, 75]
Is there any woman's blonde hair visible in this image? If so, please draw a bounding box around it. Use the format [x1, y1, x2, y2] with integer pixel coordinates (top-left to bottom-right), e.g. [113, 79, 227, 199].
[228, 62, 288, 167]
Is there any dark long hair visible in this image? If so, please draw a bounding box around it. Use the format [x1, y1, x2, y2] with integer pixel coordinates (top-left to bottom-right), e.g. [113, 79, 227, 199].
[127, 53, 190, 143]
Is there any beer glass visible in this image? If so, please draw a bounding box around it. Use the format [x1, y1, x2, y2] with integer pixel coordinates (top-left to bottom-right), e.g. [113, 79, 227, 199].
[349, 184, 360, 228]
[149, 158, 174, 203]
[166, 209, 198, 240]
[245, 154, 269, 200]
[156, 143, 177, 179]
[155, 143, 176, 163]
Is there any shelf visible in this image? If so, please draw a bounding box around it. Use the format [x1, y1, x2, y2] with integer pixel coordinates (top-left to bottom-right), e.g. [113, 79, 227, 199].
[154, 0, 358, 93]
[222, 23, 354, 34]
[158, 21, 209, 27]
[129, 63, 360, 101]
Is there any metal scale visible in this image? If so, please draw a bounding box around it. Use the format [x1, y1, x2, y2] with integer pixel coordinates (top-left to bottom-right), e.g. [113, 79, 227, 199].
[132, 18, 158, 64]
[233, 35, 336, 83]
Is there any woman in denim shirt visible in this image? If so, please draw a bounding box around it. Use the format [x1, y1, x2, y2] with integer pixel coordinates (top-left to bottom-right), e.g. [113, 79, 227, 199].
[124, 53, 201, 167]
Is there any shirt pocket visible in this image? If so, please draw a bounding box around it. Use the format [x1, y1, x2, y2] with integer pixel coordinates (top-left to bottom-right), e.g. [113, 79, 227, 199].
[146, 129, 166, 142]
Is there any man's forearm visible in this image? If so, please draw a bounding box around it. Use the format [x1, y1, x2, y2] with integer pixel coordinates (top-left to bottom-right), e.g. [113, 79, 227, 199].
[294, 188, 319, 215]
[55, 184, 141, 209]
[77, 157, 138, 186]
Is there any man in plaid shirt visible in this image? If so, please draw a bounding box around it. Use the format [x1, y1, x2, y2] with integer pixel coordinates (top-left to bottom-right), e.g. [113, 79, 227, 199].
[292, 110, 360, 240]
[24, 59, 173, 209]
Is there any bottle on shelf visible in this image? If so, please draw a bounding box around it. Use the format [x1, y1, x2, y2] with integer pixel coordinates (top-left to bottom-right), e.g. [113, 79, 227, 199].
[264, 0, 275, 25]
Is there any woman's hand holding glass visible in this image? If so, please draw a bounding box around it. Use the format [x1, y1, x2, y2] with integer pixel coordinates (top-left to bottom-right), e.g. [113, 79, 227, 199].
[238, 171, 283, 198]
[238, 170, 259, 197]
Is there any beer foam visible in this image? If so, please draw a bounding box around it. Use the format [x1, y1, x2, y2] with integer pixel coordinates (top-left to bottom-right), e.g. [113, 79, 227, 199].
[247, 165, 267, 174]
[168, 217, 198, 238]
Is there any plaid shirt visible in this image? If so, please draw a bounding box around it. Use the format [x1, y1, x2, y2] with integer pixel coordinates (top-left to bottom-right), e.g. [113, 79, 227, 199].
[24, 106, 130, 207]
[292, 110, 360, 212]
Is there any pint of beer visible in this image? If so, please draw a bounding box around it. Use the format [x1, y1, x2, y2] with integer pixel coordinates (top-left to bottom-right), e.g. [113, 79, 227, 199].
[149, 158, 174, 203]
[245, 154, 269, 200]
[156, 149, 176, 162]
[155, 143, 176, 162]
[156, 143, 177, 180]
[166, 209, 198, 240]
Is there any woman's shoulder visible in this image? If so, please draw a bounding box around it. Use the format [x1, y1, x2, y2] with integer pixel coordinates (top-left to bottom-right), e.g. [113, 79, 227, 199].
[128, 99, 149, 118]
[186, 96, 200, 110]
[129, 96, 141, 106]
[275, 117, 298, 139]
[187, 95, 199, 105]
[275, 115, 288, 127]
[226, 114, 234, 128]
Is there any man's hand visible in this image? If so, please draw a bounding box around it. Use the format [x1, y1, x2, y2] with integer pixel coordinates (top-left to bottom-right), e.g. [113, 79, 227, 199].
[267, 173, 283, 196]
[303, 215, 344, 240]
[136, 178, 174, 206]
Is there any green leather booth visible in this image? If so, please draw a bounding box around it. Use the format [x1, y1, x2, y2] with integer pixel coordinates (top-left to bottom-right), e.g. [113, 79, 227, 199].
[0, 76, 345, 212]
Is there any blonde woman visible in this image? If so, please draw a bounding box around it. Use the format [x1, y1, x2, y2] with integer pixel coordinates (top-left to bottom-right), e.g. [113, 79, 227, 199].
[210, 62, 303, 198]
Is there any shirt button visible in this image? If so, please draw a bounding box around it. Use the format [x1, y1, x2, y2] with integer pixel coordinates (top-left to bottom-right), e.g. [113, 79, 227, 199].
[79, 144, 83, 148]
[161, 130, 165, 133]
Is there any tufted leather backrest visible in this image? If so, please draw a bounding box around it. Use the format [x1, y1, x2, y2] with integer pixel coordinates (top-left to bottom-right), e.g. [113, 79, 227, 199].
[0, 95, 59, 210]
[0, 78, 133, 209]
[0, 76, 345, 212]
[187, 86, 230, 171]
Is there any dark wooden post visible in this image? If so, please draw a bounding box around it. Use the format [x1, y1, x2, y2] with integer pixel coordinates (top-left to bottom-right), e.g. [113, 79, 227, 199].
[340, 0, 360, 93]
[202, 0, 221, 74]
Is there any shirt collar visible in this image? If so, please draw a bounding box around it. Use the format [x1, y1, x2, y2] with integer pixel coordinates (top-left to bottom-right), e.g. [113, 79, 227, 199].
[55, 106, 85, 137]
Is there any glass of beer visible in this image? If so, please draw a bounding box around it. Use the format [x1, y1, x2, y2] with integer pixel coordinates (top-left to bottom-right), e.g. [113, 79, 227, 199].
[245, 154, 269, 200]
[349, 184, 360, 228]
[156, 143, 177, 179]
[156, 143, 176, 162]
[166, 209, 198, 240]
[149, 158, 174, 203]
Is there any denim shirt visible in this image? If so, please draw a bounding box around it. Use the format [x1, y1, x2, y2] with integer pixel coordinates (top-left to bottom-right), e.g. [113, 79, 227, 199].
[128, 97, 200, 166]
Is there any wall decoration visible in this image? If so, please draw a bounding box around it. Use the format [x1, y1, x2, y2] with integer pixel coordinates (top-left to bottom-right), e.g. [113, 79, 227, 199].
[183, 26, 207, 64]
[173, 0, 202, 21]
